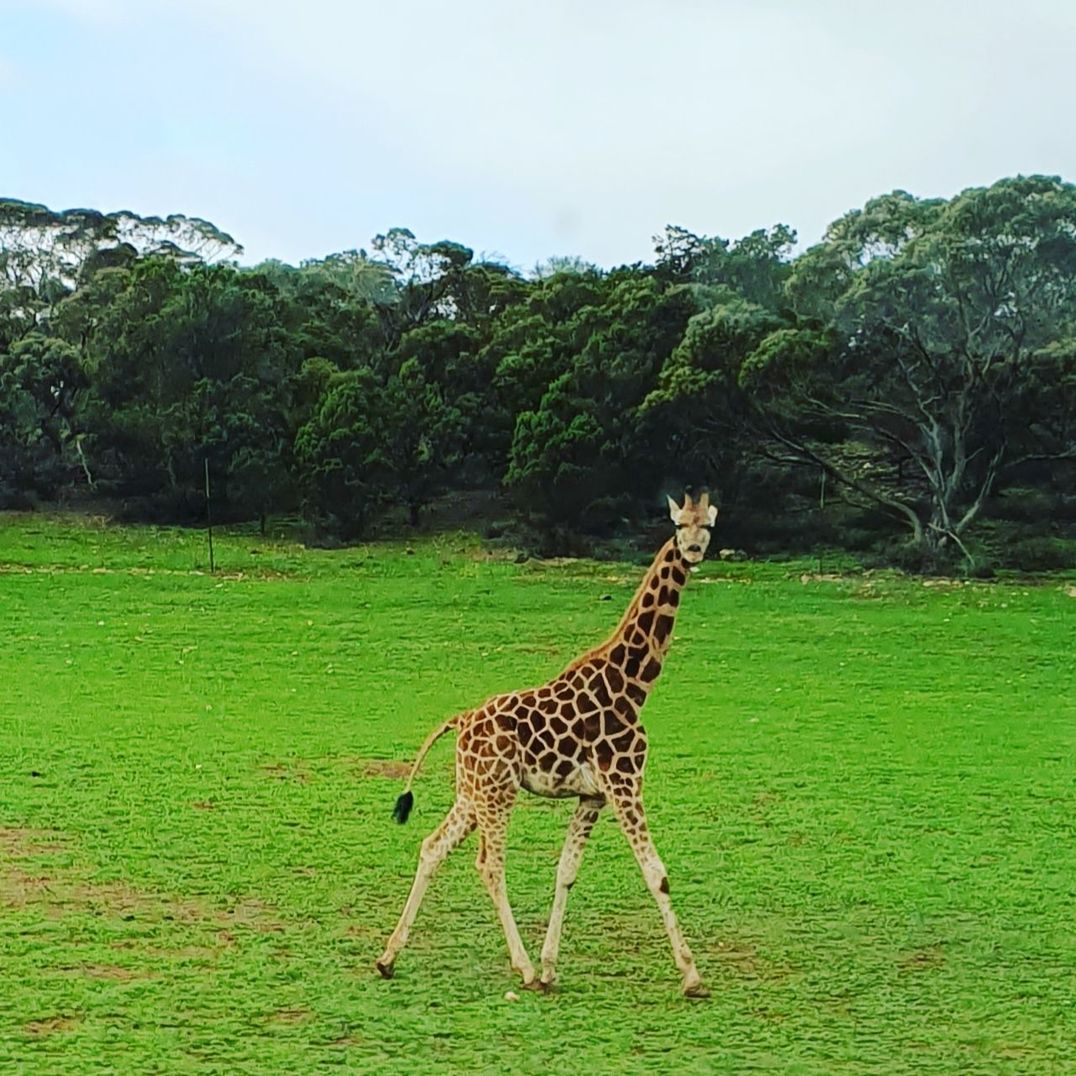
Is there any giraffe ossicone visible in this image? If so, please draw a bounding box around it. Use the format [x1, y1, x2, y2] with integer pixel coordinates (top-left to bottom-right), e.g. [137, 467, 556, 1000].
[376, 491, 717, 997]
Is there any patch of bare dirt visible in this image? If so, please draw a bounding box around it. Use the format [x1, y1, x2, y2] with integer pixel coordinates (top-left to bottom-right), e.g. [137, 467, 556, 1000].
[57, 963, 153, 981]
[711, 938, 793, 982]
[260, 762, 311, 783]
[1, 828, 285, 936]
[219, 898, 286, 933]
[355, 758, 411, 780]
[266, 1007, 314, 1026]
[898, 945, 946, 971]
[0, 826, 67, 858]
[23, 1015, 82, 1037]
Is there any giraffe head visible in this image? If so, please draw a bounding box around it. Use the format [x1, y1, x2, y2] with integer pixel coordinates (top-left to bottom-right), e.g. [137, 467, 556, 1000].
[667, 491, 718, 565]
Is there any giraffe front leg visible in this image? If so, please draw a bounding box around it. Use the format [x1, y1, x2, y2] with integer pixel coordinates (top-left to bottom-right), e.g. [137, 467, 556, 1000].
[474, 804, 537, 987]
[539, 796, 603, 988]
[604, 777, 708, 998]
[377, 799, 475, 979]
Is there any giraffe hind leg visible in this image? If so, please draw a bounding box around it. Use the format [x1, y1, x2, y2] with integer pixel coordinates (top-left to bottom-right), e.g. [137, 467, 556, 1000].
[376, 798, 475, 978]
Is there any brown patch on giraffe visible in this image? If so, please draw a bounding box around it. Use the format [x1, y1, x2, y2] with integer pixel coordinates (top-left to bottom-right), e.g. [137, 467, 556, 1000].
[670, 567, 687, 586]
[613, 695, 635, 718]
[658, 586, 670, 606]
[591, 678, 612, 707]
[537, 697, 558, 715]
[576, 692, 597, 714]
[615, 756, 636, 775]
[659, 876, 670, 894]
[602, 711, 627, 736]
[641, 591, 655, 608]
[494, 734, 512, 752]
[555, 758, 575, 778]
[624, 646, 647, 679]
[605, 665, 624, 693]
[610, 643, 626, 664]
[534, 726, 557, 750]
[610, 729, 637, 753]
[639, 658, 662, 682]
[653, 614, 674, 645]
[626, 683, 646, 705]
[636, 610, 655, 635]
[664, 547, 677, 562]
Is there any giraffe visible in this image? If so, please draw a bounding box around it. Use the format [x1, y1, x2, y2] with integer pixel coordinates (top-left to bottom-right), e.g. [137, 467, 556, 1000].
[375, 491, 718, 997]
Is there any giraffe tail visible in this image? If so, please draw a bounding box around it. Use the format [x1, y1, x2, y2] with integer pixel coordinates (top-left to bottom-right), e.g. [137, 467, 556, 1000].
[392, 716, 460, 824]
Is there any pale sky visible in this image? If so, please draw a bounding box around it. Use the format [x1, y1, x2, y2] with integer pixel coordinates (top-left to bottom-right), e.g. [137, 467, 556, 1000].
[3, 0, 1075, 270]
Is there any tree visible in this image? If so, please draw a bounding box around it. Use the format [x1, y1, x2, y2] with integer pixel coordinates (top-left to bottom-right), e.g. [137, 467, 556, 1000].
[745, 176, 1076, 566]
[0, 334, 86, 499]
[293, 368, 396, 538]
[68, 259, 294, 507]
[505, 272, 695, 531]
[0, 199, 241, 327]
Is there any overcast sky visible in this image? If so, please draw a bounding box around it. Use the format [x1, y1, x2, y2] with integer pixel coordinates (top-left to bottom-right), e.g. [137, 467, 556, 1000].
[3, 0, 1075, 270]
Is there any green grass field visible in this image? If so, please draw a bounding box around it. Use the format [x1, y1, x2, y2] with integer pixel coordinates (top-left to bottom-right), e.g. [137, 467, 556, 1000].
[1, 513, 1073, 1074]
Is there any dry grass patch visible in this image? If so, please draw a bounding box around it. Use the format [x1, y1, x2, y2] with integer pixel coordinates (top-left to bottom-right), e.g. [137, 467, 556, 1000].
[23, 1015, 82, 1038]
[898, 945, 946, 972]
[354, 758, 411, 780]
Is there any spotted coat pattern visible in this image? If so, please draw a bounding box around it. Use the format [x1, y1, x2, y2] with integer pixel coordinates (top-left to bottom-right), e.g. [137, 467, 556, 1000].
[377, 495, 715, 998]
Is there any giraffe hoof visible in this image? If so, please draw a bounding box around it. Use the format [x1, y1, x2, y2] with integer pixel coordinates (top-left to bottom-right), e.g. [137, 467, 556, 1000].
[683, 981, 710, 999]
[521, 978, 550, 993]
[375, 959, 395, 980]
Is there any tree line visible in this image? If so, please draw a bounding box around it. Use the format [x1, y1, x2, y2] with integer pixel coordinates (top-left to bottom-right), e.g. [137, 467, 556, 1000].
[1, 176, 1074, 571]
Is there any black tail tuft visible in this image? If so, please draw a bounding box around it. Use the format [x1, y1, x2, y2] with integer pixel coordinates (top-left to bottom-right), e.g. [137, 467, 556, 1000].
[392, 790, 414, 825]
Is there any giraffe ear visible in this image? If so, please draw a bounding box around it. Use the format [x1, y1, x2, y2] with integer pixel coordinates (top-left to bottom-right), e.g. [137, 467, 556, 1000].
[707, 504, 718, 526]
[666, 494, 681, 521]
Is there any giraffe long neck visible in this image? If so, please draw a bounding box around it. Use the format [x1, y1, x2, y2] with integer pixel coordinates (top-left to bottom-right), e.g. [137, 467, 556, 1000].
[598, 537, 690, 702]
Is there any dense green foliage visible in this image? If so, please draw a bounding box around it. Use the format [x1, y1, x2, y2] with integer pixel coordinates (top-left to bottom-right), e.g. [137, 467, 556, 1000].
[2, 181, 1074, 569]
[1, 515, 1073, 1072]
